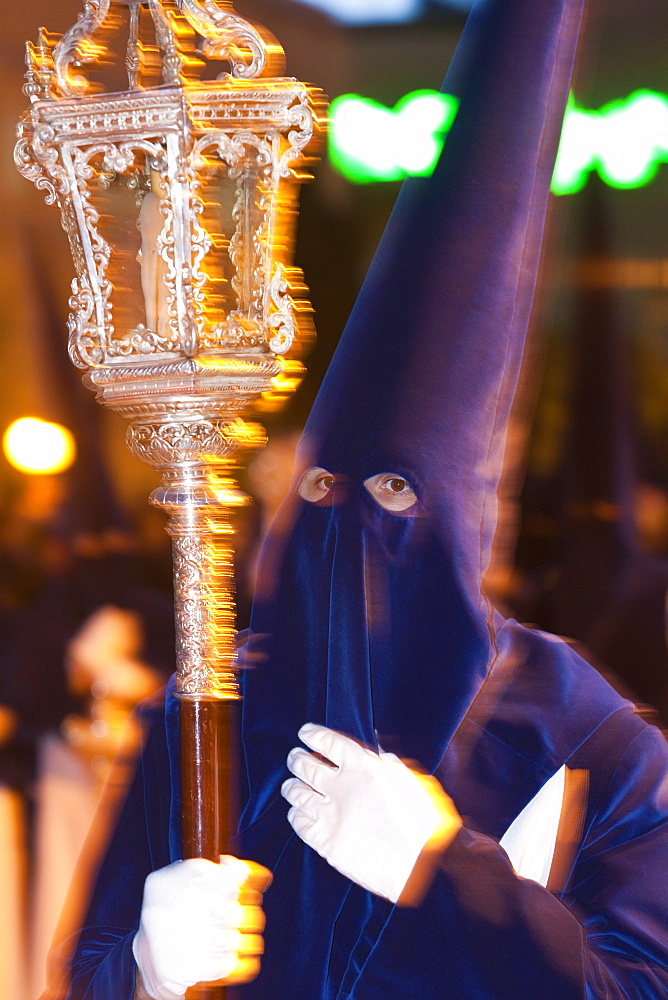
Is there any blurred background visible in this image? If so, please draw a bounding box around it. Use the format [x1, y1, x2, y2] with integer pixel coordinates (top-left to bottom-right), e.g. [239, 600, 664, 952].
[0, 0, 666, 997]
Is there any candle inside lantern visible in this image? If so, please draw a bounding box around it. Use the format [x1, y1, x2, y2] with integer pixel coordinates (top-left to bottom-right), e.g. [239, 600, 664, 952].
[138, 171, 171, 338]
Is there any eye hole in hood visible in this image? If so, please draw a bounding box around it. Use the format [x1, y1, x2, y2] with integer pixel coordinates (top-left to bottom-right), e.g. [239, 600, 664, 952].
[297, 466, 335, 504]
[364, 473, 418, 513]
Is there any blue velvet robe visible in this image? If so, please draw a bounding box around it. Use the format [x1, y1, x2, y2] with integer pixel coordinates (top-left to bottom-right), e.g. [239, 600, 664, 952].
[62, 621, 668, 999]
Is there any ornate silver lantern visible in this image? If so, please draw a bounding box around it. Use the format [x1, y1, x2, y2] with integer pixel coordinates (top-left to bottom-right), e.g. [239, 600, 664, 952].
[16, 0, 324, 874]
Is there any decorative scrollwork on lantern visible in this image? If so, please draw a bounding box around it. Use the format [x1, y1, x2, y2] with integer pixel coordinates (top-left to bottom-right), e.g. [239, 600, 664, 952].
[53, 0, 112, 99]
[178, 0, 284, 79]
[126, 418, 245, 467]
[48, 0, 283, 100]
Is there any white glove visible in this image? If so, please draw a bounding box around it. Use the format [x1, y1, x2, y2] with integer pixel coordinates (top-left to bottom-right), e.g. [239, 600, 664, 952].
[132, 856, 271, 1000]
[282, 723, 461, 905]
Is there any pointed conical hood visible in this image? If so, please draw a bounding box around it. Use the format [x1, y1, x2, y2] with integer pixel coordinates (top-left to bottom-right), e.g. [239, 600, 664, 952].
[239, 2, 587, 996]
[301, 0, 583, 588]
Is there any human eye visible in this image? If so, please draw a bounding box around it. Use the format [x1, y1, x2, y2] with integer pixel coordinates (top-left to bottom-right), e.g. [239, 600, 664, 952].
[297, 466, 335, 503]
[363, 473, 417, 512]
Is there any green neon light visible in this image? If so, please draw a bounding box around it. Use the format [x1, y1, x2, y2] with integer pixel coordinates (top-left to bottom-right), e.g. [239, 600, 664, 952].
[329, 89, 668, 194]
[329, 91, 459, 184]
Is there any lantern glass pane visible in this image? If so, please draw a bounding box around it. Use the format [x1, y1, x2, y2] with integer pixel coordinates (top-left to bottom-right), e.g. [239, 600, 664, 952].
[88, 159, 152, 347]
[196, 157, 267, 348]
[196, 164, 237, 336]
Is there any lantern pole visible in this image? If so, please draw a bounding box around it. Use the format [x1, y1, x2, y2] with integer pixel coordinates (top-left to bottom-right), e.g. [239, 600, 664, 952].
[15, 1, 324, 987]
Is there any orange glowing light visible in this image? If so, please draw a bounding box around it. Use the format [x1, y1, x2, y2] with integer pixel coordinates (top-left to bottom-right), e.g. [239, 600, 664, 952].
[3, 417, 76, 475]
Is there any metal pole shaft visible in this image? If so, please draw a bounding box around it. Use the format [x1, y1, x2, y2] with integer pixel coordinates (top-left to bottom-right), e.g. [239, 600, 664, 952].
[153, 464, 244, 997]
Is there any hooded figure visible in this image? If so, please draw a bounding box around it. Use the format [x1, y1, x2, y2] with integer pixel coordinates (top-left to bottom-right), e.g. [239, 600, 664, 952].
[60, 0, 668, 998]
